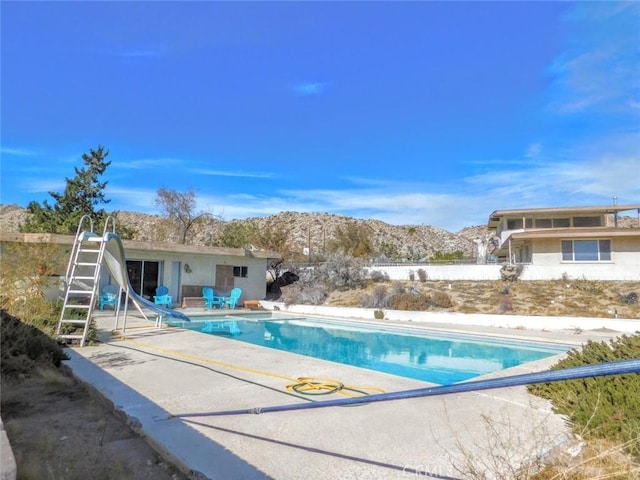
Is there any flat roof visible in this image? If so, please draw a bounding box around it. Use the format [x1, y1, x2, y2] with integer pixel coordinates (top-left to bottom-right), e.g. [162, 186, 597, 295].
[0, 232, 281, 259]
[509, 227, 640, 240]
[488, 204, 640, 228]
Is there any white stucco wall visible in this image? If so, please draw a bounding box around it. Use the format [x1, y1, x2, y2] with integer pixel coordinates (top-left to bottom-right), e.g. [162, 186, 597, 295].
[118, 249, 269, 302]
[366, 265, 502, 281]
[365, 262, 638, 282]
[260, 301, 640, 332]
[526, 237, 640, 280]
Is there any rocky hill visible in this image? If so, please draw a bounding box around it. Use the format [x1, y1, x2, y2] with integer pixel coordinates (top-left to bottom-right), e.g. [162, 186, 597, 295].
[1, 205, 480, 260]
[3, 204, 637, 261]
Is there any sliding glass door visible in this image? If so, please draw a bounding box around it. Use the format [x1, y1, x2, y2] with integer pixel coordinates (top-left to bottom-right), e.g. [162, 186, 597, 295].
[126, 260, 161, 300]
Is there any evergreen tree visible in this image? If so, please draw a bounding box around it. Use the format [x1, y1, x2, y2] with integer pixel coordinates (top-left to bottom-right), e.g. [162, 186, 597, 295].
[21, 146, 111, 234]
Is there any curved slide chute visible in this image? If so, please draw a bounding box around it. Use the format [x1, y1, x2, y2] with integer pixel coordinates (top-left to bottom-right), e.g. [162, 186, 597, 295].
[101, 232, 190, 326]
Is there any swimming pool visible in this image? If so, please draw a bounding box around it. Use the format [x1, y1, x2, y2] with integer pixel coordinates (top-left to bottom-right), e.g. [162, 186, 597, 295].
[168, 313, 569, 385]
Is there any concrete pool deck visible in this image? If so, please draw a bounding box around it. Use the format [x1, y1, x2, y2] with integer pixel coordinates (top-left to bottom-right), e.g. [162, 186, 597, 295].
[63, 308, 631, 480]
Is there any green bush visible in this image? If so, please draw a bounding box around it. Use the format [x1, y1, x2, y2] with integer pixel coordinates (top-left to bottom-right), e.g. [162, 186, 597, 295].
[528, 333, 640, 457]
[374, 310, 384, 320]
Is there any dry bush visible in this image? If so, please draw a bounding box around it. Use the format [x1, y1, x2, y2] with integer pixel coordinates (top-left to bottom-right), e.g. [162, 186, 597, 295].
[390, 292, 430, 311]
[497, 295, 513, 314]
[358, 284, 390, 309]
[532, 437, 640, 480]
[438, 405, 564, 480]
[280, 284, 327, 306]
[1, 310, 68, 379]
[368, 269, 390, 283]
[573, 277, 603, 294]
[429, 291, 453, 308]
[417, 268, 427, 282]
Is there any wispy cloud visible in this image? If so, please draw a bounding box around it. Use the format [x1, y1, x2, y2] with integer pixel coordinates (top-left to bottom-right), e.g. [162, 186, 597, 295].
[24, 179, 65, 194]
[547, 2, 640, 116]
[190, 168, 275, 179]
[0, 146, 38, 156]
[525, 143, 542, 159]
[111, 158, 183, 169]
[292, 82, 329, 96]
[106, 186, 161, 212]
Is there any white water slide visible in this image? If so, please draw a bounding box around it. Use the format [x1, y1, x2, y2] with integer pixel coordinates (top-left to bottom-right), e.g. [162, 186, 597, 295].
[101, 232, 191, 327]
[57, 216, 189, 346]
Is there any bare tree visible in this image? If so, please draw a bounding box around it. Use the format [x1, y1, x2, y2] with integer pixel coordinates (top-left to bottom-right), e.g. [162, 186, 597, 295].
[154, 188, 214, 244]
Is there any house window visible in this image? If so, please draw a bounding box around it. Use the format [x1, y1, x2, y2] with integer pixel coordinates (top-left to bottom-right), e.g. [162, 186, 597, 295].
[233, 266, 248, 278]
[535, 218, 570, 228]
[572, 216, 602, 227]
[553, 218, 570, 228]
[535, 218, 552, 228]
[506, 218, 533, 230]
[561, 240, 611, 261]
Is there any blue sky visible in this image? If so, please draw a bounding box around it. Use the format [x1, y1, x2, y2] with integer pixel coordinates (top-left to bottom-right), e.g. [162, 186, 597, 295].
[1, 1, 639, 232]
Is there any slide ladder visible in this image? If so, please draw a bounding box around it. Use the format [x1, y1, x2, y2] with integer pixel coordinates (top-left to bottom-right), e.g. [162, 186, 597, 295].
[56, 215, 115, 347]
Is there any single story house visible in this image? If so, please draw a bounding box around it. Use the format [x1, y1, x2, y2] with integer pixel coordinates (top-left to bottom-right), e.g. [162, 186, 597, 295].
[0, 232, 281, 307]
[487, 204, 640, 281]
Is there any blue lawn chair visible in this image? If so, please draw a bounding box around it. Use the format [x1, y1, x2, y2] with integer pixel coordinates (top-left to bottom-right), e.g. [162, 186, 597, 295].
[153, 285, 173, 308]
[223, 287, 242, 310]
[99, 284, 120, 310]
[202, 287, 224, 309]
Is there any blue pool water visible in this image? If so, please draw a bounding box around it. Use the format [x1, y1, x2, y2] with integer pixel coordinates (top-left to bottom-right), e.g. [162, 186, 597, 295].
[168, 313, 569, 385]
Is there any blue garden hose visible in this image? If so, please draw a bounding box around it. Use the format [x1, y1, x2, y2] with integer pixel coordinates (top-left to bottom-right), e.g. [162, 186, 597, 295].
[176, 358, 640, 417]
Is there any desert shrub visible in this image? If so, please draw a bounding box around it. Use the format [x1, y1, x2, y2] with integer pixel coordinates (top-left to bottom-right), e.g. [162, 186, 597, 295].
[500, 263, 523, 281]
[1, 309, 69, 378]
[390, 292, 430, 311]
[359, 285, 390, 309]
[496, 295, 513, 314]
[281, 285, 327, 306]
[408, 270, 415, 281]
[573, 276, 603, 294]
[621, 292, 638, 305]
[368, 270, 389, 283]
[417, 268, 427, 282]
[2, 296, 60, 337]
[373, 310, 384, 320]
[317, 253, 367, 291]
[528, 334, 640, 457]
[389, 281, 407, 296]
[429, 291, 453, 309]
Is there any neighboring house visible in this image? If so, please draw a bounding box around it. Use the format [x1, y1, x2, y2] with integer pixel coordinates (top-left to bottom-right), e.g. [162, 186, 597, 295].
[487, 204, 640, 281]
[0, 232, 281, 306]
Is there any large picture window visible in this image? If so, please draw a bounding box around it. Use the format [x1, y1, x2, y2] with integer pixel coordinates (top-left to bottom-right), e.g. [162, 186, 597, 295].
[561, 240, 611, 262]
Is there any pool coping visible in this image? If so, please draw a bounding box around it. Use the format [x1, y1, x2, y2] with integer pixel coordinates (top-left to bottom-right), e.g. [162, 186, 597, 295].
[63, 307, 630, 479]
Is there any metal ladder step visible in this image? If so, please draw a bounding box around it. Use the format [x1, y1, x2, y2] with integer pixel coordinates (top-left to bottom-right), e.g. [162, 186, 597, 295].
[58, 334, 86, 340]
[57, 214, 118, 348]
